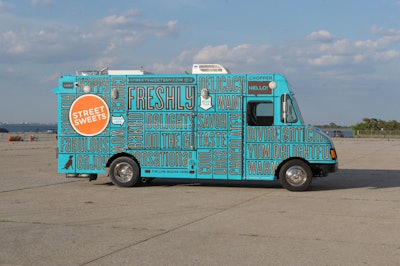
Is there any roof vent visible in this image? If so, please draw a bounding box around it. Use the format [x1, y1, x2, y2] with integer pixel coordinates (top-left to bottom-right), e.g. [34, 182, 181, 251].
[192, 64, 230, 74]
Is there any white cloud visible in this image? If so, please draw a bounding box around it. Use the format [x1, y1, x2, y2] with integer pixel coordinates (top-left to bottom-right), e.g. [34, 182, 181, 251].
[94, 56, 118, 70]
[299, 26, 400, 70]
[191, 44, 272, 69]
[0, 9, 181, 64]
[155, 20, 179, 37]
[370, 26, 400, 46]
[152, 44, 278, 75]
[152, 49, 199, 73]
[151, 25, 400, 81]
[373, 50, 400, 61]
[308, 54, 347, 66]
[355, 40, 378, 49]
[2, 30, 28, 54]
[353, 54, 365, 63]
[101, 14, 132, 26]
[0, 25, 98, 63]
[371, 25, 400, 36]
[96, 9, 180, 42]
[307, 30, 335, 43]
[193, 45, 229, 62]
[1, 5, 399, 81]
[319, 39, 352, 53]
[99, 9, 141, 26]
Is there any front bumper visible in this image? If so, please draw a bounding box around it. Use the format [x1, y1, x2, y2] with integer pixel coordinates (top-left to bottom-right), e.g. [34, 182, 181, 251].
[311, 162, 338, 177]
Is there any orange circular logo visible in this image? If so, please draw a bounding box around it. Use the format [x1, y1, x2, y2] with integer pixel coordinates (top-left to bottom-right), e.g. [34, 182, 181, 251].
[69, 94, 110, 136]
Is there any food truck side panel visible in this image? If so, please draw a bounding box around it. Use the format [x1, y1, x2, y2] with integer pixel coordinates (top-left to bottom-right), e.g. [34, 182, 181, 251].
[126, 75, 197, 178]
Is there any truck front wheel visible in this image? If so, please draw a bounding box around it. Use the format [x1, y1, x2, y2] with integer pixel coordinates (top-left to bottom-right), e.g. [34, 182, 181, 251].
[279, 159, 312, 191]
[109, 157, 140, 187]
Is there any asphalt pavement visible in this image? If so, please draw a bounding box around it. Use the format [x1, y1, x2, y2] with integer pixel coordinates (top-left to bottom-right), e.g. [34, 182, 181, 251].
[1, 137, 400, 265]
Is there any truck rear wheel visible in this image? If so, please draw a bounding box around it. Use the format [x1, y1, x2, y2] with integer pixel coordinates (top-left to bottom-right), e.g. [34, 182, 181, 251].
[109, 157, 140, 187]
[279, 159, 312, 191]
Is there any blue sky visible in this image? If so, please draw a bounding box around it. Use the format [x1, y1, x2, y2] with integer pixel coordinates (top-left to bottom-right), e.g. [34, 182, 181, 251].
[1, 0, 400, 125]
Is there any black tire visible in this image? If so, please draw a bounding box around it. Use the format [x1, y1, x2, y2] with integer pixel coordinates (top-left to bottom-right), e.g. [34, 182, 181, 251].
[109, 157, 140, 187]
[279, 159, 312, 191]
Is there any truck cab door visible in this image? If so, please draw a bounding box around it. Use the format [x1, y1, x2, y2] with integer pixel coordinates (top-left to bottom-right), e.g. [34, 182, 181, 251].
[244, 100, 277, 180]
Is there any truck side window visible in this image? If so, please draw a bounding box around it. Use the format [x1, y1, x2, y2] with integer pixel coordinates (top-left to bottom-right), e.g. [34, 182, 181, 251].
[247, 101, 274, 126]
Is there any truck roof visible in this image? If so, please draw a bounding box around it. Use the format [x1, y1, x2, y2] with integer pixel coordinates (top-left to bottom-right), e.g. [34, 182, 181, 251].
[76, 64, 231, 76]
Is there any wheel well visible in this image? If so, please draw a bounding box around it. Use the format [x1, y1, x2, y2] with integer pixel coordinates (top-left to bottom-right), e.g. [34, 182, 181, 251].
[275, 157, 311, 179]
[106, 152, 138, 168]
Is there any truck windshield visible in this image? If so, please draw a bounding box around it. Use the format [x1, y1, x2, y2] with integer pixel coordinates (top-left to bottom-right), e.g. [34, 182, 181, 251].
[281, 94, 304, 124]
[291, 95, 304, 124]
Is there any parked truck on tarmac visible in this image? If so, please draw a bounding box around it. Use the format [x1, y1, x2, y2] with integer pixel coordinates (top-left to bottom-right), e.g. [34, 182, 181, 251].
[54, 64, 338, 191]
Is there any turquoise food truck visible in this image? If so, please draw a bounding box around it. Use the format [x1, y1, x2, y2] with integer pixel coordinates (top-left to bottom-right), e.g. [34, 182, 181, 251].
[54, 64, 338, 191]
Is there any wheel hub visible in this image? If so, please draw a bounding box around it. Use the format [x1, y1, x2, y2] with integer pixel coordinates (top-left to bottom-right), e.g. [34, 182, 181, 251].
[285, 166, 307, 187]
[115, 162, 134, 183]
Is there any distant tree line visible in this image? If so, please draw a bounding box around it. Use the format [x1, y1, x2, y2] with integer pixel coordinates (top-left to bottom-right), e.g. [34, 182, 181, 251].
[315, 118, 400, 131]
[352, 118, 400, 131]
[313, 122, 350, 129]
